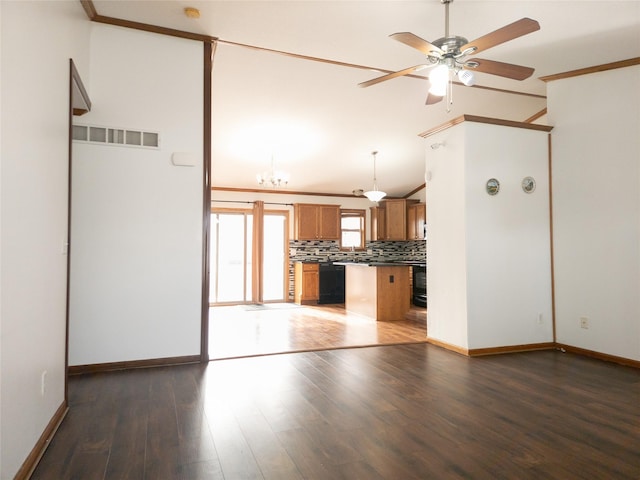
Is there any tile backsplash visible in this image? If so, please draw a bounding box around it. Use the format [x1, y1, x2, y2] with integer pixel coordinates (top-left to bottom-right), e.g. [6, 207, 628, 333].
[289, 239, 426, 263]
[287, 239, 426, 300]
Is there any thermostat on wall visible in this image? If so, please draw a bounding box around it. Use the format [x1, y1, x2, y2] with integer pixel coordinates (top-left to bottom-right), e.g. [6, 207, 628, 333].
[171, 152, 197, 167]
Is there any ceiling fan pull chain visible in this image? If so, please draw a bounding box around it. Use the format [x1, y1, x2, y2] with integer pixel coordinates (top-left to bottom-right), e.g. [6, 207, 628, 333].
[446, 74, 453, 113]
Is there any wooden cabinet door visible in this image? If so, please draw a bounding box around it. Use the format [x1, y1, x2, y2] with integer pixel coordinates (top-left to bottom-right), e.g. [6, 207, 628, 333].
[295, 204, 319, 240]
[384, 199, 407, 240]
[302, 269, 319, 301]
[407, 205, 417, 239]
[407, 203, 426, 240]
[319, 205, 340, 239]
[294, 263, 319, 304]
[415, 203, 426, 240]
[370, 206, 386, 240]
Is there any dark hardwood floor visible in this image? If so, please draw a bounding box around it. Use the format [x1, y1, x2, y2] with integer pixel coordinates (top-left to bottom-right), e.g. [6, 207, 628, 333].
[32, 345, 640, 479]
[210, 304, 428, 360]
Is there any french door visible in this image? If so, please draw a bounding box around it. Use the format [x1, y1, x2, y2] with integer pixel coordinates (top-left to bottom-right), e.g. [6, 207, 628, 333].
[210, 209, 288, 304]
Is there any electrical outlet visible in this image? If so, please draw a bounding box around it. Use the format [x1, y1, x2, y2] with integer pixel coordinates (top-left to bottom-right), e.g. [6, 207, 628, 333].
[580, 317, 589, 329]
[314, 248, 320, 255]
[537, 313, 543, 325]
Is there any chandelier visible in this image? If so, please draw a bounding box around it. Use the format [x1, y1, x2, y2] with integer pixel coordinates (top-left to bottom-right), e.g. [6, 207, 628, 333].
[256, 155, 289, 188]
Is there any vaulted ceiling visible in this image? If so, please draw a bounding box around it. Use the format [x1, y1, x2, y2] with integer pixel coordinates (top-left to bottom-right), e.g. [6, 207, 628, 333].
[91, 0, 640, 197]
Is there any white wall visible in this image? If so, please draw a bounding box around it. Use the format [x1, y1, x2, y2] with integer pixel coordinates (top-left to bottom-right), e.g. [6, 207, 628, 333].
[68, 25, 204, 366]
[425, 121, 553, 351]
[425, 126, 469, 348]
[0, 1, 90, 477]
[465, 123, 553, 349]
[548, 65, 640, 361]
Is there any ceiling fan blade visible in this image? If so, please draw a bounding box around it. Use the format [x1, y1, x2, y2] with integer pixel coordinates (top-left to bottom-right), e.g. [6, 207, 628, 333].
[460, 18, 540, 55]
[390, 32, 443, 56]
[465, 58, 535, 80]
[425, 92, 443, 105]
[358, 65, 430, 88]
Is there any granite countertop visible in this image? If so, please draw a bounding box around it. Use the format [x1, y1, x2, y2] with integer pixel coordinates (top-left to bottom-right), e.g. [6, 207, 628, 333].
[296, 259, 425, 267]
[333, 261, 417, 267]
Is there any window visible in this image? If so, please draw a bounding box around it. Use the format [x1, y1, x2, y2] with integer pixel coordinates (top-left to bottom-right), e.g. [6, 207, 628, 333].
[340, 209, 365, 250]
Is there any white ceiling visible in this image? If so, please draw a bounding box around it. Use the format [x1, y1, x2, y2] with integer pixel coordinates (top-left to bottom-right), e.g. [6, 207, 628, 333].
[92, 0, 640, 197]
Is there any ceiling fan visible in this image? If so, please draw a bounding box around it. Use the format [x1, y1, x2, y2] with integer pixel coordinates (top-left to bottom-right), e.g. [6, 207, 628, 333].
[359, 0, 540, 106]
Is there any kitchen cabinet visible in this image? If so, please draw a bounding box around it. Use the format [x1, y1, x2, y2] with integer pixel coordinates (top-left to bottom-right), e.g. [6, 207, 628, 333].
[370, 206, 386, 241]
[343, 263, 410, 321]
[294, 262, 319, 304]
[293, 203, 340, 240]
[371, 199, 417, 241]
[407, 203, 426, 240]
[384, 199, 408, 240]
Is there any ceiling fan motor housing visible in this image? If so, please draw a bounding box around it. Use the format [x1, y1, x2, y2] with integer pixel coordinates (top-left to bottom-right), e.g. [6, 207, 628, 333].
[432, 36, 468, 56]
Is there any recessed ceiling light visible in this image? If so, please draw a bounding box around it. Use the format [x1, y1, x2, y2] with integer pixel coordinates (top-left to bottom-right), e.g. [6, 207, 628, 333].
[184, 7, 200, 19]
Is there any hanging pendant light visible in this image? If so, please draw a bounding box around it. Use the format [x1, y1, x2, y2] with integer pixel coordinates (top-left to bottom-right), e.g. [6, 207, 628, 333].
[364, 151, 386, 202]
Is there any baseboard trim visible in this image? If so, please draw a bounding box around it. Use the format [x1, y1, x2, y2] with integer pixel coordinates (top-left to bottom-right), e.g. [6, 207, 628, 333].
[68, 354, 201, 375]
[468, 342, 556, 357]
[426, 338, 638, 368]
[556, 344, 640, 369]
[14, 401, 68, 480]
[426, 337, 469, 356]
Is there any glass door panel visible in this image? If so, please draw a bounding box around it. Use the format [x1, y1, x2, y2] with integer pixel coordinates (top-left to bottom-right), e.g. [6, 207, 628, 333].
[210, 212, 252, 304]
[263, 213, 287, 302]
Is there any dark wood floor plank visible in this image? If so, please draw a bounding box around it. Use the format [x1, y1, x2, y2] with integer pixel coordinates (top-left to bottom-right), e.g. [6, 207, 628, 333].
[206, 402, 265, 479]
[32, 345, 640, 479]
[275, 427, 338, 479]
[235, 411, 302, 479]
[180, 459, 225, 480]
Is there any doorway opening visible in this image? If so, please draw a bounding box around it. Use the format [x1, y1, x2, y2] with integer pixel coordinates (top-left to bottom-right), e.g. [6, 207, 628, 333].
[209, 209, 288, 305]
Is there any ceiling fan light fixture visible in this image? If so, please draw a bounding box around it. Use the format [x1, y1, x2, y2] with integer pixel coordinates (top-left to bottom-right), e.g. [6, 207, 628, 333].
[458, 69, 476, 86]
[429, 63, 449, 96]
[429, 63, 449, 85]
[428, 82, 447, 97]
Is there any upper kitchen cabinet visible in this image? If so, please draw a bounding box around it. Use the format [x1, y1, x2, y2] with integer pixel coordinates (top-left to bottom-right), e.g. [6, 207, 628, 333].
[371, 199, 418, 241]
[407, 202, 426, 240]
[384, 199, 409, 240]
[370, 205, 386, 241]
[294, 203, 340, 240]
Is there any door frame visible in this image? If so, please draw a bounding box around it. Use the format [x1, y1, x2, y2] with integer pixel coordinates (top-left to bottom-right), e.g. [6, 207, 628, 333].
[66, 59, 91, 401]
[208, 208, 290, 305]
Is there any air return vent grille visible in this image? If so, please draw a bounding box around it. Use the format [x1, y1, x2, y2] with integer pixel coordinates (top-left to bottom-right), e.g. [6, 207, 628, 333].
[72, 124, 159, 149]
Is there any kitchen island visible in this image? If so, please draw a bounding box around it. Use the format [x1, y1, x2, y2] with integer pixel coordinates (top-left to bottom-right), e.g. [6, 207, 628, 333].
[336, 262, 411, 321]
